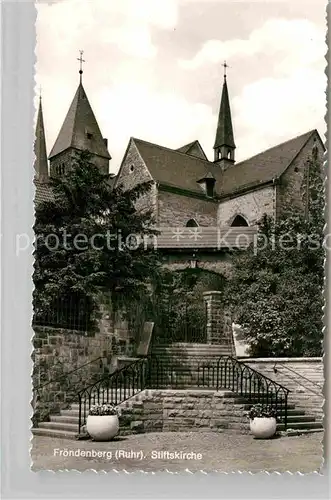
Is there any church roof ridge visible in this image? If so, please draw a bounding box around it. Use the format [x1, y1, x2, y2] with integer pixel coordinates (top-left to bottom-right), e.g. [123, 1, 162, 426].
[236, 129, 317, 167]
[130, 129, 321, 199]
[132, 137, 211, 165]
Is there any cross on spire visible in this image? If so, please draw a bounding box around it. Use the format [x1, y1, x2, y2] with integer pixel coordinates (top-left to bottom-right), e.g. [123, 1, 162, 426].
[223, 61, 229, 79]
[77, 50, 85, 82]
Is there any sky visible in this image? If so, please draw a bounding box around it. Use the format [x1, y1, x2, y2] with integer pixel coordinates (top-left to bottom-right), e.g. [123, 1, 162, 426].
[35, 0, 327, 174]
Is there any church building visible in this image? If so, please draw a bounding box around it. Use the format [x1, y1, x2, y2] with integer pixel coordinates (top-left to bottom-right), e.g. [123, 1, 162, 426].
[34, 64, 324, 238]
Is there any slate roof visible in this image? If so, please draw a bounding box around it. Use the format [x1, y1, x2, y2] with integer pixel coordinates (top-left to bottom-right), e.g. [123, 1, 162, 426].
[132, 130, 319, 198]
[176, 140, 208, 160]
[34, 179, 54, 205]
[220, 130, 317, 196]
[49, 82, 111, 160]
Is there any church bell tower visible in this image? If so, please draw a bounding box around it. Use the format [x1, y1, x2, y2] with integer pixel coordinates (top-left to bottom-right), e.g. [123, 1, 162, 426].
[213, 62, 236, 170]
[48, 51, 111, 177]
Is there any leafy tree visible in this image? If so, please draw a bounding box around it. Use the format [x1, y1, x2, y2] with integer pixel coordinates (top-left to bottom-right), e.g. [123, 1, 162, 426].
[33, 150, 161, 328]
[227, 153, 325, 357]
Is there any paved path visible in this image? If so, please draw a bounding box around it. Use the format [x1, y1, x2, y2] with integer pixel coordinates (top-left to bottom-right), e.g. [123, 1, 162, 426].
[31, 432, 323, 473]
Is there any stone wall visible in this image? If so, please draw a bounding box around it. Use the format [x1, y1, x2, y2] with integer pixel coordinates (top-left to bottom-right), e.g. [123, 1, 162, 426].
[242, 358, 324, 419]
[32, 298, 136, 424]
[158, 190, 217, 227]
[203, 291, 235, 352]
[217, 185, 275, 226]
[162, 252, 233, 277]
[276, 132, 324, 218]
[49, 148, 109, 178]
[119, 389, 248, 435]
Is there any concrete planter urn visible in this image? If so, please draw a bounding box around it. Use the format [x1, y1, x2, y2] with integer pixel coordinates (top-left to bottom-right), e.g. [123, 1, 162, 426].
[246, 404, 278, 439]
[249, 417, 277, 439]
[86, 403, 120, 441]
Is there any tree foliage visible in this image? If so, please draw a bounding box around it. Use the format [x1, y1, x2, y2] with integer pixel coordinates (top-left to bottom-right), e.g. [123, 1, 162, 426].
[227, 153, 325, 357]
[33, 151, 161, 324]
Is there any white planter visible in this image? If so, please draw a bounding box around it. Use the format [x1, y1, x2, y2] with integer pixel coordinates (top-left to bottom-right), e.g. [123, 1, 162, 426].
[86, 415, 119, 441]
[250, 417, 277, 439]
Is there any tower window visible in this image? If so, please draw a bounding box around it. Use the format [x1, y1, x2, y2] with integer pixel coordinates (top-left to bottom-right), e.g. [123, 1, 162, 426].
[129, 165, 134, 173]
[86, 132, 93, 139]
[231, 215, 249, 227]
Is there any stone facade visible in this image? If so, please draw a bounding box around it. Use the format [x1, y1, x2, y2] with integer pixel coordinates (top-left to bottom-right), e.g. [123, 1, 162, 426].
[276, 131, 324, 218]
[217, 185, 275, 227]
[118, 389, 248, 435]
[158, 190, 217, 227]
[203, 291, 235, 352]
[50, 148, 109, 178]
[162, 252, 233, 277]
[115, 139, 157, 215]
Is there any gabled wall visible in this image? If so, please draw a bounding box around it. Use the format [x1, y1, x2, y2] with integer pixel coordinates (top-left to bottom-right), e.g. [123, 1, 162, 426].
[217, 185, 275, 226]
[115, 140, 157, 217]
[158, 190, 217, 227]
[276, 132, 324, 218]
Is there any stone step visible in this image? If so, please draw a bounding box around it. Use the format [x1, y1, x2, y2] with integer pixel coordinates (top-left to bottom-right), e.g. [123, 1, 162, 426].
[50, 415, 79, 424]
[38, 421, 78, 432]
[277, 421, 323, 431]
[32, 427, 77, 440]
[285, 428, 324, 436]
[285, 415, 317, 423]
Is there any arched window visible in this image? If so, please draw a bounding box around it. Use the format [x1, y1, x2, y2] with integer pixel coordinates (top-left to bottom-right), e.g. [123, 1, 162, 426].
[231, 215, 249, 227]
[186, 219, 199, 227]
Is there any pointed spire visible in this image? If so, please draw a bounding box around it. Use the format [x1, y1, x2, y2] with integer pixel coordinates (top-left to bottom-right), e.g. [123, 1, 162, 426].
[34, 95, 49, 182]
[49, 82, 111, 161]
[214, 63, 236, 165]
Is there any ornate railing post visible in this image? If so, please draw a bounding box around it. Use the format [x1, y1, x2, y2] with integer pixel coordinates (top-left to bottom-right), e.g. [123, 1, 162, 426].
[203, 291, 235, 355]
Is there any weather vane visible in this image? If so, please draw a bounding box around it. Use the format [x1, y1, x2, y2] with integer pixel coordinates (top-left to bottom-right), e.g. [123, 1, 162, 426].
[223, 61, 229, 78]
[77, 50, 85, 82]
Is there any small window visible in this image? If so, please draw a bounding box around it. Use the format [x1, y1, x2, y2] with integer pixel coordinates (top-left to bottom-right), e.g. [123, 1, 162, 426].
[294, 166, 299, 172]
[227, 150, 231, 159]
[186, 219, 199, 227]
[231, 215, 249, 227]
[86, 132, 93, 140]
[129, 165, 134, 173]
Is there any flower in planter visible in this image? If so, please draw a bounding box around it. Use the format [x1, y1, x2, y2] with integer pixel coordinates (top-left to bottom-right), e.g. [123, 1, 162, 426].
[89, 403, 122, 417]
[245, 403, 279, 421]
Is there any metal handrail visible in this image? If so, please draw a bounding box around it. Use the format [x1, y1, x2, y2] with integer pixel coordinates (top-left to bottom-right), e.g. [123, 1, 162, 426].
[216, 356, 290, 429]
[77, 358, 149, 433]
[76, 354, 292, 434]
[273, 362, 323, 395]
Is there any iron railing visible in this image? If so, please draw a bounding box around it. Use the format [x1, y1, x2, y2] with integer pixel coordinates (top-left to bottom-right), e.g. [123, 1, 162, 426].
[76, 355, 291, 434]
[77, 358, 150, 433]
[216, 357, 290, 428]
[33, 294, 92, 332]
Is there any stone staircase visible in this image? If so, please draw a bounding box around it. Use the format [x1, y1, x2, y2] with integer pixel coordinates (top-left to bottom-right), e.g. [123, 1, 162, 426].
[32, 347, 323, 439]
[32, 387, 323, 440]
